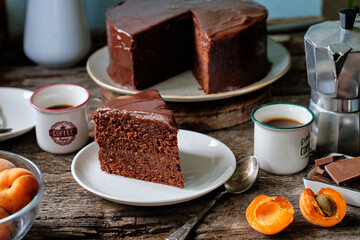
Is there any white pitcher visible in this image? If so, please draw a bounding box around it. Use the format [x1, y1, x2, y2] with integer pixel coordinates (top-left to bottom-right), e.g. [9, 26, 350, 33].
[23, 0, 91, 69]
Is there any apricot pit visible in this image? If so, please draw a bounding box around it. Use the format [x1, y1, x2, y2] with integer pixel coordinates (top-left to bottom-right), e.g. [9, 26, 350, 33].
[315, 194, 335, 217]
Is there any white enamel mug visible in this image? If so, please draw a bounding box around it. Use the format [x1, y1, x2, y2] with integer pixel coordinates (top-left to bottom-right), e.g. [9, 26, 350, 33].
[30, 84, 102, 154]
[251, 102, 315, 175]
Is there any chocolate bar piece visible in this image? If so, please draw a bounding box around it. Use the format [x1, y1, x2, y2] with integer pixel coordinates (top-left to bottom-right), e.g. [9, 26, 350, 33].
[343, 181, 360, 191]
[312, 174, 335, 184]
[315, 166, 328, 176]
[325, 157, 360, 185]
[315, 156, 334, 167]
[315, 155, 344, 167]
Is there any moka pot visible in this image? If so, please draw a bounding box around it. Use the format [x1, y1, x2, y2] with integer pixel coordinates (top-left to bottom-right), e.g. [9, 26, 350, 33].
[304, 6, 360, 155]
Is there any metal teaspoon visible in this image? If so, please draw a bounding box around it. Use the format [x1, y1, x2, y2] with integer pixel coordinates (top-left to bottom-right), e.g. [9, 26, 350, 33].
[166, 156, 260, 240]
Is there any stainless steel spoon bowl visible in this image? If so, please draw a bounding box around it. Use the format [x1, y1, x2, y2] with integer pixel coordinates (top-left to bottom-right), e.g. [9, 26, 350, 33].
[166, 156, 260, 240]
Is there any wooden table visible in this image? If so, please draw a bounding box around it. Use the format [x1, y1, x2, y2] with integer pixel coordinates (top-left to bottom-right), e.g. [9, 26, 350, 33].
[1, 30, 359, 239]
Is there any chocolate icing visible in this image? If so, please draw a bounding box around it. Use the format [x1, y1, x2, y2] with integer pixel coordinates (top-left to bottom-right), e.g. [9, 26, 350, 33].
[106, 0, 268, 93]
[107, 0, 267, 39]
[95, 89, 177, 131]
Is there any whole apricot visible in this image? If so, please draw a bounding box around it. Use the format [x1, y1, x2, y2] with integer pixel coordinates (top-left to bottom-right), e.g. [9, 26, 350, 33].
[246, 195, 294, 235]
[0, 159, 15, 172]
[0, 168, 39, 214]
[299, 188, 346, 227]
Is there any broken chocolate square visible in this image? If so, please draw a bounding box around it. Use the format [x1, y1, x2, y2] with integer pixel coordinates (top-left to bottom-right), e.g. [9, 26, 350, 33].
[343, 181, 360, 191]
[315, 155, 344, 167]
[315, 156, 334, 167]
[315, 166, 329, 176]
[325, 157, 360, 185]
[312, 174, 336, 184]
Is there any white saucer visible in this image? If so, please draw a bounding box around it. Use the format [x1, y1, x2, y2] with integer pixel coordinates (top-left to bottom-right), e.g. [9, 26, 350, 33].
[0, 88, 35, 142]
[71, 129, 236, 206]
[87, 38, 291, 102]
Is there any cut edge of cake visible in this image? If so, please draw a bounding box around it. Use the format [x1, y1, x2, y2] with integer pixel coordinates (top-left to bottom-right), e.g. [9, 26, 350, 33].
[93, 89, 184, 188]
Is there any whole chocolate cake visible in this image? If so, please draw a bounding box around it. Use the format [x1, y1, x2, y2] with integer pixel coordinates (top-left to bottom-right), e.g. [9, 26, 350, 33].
[106, 0, 269, 94]
[93, 89, 184, 188]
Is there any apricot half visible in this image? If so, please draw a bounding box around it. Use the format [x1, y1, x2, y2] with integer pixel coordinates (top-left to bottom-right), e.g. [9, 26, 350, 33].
[246, 195, 294, 235]
[299, 188, 346, 227]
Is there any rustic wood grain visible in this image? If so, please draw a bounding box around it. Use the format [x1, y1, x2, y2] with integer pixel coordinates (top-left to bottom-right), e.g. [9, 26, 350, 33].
[0, 31, 359, 240]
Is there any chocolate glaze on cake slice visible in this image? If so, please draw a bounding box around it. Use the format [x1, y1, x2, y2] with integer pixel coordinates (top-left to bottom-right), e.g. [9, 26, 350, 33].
[93, 89, 184, 188]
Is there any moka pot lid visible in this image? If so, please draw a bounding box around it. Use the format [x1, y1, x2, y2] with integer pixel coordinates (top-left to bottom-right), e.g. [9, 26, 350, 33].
[305, 7, 360, 54]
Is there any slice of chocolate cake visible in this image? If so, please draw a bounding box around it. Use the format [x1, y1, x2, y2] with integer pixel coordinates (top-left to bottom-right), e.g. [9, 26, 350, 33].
[93, 89, 184, 188]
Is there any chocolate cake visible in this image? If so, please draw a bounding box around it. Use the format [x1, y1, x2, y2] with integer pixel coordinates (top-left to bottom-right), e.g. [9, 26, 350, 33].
[93, 89, 184, 188]
[106, 0, 269, 94]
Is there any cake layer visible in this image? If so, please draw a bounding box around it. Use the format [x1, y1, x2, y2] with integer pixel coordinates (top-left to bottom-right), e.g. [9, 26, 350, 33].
[98, 148, 183, 188]
[106, 0, 268, 94]
[193, 16, 268, 93]
[93, 111, 179, 157]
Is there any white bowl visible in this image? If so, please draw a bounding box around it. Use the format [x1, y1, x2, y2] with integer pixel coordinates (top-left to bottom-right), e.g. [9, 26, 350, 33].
[303, 153, 360, 207]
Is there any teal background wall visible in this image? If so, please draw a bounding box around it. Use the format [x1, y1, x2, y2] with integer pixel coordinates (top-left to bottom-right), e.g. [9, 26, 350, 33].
[255, 0, 323, 20]
[6, 0, 119, 35]
[5, 0, 323, 35]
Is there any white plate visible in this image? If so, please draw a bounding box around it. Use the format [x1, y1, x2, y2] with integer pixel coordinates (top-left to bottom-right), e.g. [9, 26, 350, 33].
[71, 129, 236, 206]
[87, 38, 291, 102]
[303, 153, 360, 207]
[0, 88, 35, 142]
